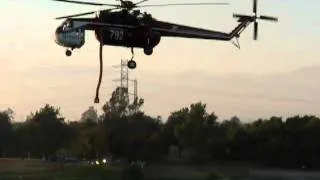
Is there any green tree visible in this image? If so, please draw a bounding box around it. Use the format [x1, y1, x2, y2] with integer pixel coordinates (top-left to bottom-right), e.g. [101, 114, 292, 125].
[101, 87, 162, 161]
[174, 102, 216, 163]
[26, 104, 67, 157]
[126, 112, 164, 161]
[80, 106, 98, 125]
[102, 87, 130, 118]
[0, 109, 14, 157]
[103, 87, 144, 118]
[164, 107, 189, 153]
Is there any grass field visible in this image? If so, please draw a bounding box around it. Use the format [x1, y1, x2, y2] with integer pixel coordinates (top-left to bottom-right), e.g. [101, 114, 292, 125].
[0, 158, 122, 180]
[0, 158, 244, 180]
[2, 158, 320, 180]
[143, 163, 248, 180]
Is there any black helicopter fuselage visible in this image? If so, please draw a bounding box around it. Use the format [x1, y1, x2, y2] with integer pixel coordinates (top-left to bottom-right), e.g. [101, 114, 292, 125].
[55, 10, 162, 55]
[93, 11, 161, 51]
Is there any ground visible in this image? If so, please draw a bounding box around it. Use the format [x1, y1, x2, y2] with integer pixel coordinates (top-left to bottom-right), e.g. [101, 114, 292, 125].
[2, 158, 320, 180]
[0, 158, 121, 180]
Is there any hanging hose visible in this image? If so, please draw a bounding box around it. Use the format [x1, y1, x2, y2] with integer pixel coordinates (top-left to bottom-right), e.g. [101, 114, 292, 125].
[94, 42, 103, 103]
[94, 31, 104, 103]
[131, 47, 134, 60]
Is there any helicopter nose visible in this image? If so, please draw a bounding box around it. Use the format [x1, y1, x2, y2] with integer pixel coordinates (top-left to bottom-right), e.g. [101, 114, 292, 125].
[55, 26, 63, 34]
[54, 27, 63, 45]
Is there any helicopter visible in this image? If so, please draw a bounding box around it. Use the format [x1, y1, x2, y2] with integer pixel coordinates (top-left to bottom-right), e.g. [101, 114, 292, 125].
[53, 0, 278, 69]
[53, 0, 278, 103]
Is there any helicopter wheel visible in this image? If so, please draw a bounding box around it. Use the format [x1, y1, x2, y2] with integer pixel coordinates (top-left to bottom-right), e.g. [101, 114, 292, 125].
[144, 47, 153, 56]
[127, 60, 137, 69]
[66, 49, 72, 57]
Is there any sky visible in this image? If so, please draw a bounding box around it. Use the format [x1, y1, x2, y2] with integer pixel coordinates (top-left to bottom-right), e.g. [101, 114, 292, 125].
[0, 0, 319, 122]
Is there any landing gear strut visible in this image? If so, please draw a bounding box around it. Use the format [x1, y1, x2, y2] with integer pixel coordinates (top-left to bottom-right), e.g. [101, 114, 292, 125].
[144, 47, 153, 55]
[128, 47, 137, 69]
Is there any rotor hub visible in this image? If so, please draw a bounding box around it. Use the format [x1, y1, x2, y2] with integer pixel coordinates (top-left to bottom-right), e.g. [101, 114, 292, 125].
[120, 1, 135, 10]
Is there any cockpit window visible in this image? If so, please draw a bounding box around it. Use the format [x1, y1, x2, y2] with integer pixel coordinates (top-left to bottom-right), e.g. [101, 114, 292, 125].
[62, 20, 73, 30]
[66, 21, 72, 27]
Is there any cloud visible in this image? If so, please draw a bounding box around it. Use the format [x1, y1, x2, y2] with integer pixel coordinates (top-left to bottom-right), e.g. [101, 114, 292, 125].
[135, 66, 320, 121]
[1, 63, 320, 122]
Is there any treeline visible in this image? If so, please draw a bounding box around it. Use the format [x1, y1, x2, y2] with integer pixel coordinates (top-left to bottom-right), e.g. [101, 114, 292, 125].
[1, 87, 320, 169]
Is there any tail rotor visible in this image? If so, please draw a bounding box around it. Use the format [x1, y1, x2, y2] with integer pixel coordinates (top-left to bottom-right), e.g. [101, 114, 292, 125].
[254, 21, 258, 40]
[253, 0, 258, 40]
[252, 0, 278, 40]
[234, 0, 278, 40]
[253, 0, 278, 40]
[253, 0, 257, 14]
[259, 15, 278, 21]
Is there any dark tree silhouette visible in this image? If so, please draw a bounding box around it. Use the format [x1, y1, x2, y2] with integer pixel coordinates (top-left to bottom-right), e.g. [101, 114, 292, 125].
[0, 109, 14, 157]
[3, 87, 320, 170]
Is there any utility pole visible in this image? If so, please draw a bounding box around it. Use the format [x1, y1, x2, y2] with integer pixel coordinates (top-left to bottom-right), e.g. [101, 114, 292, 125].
[113, 59, 129, 91]
[113, 59, 138, 104]
[133, 79, 137, 101]
[129, 79, 138, 101]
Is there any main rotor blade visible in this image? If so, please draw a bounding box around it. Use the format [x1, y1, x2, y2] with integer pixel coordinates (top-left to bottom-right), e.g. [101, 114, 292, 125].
[253, 0, 257, 14]
[254, 21, 258, 40]
[135, 0, 148, 5]
[55, 7, 119, 20]
[259, 15, 278, 22]
[138, 2, 229, 8]
[55, 11, 96, 19]
[52, 0, 119, 7]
